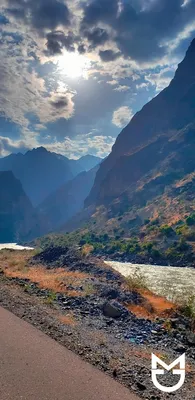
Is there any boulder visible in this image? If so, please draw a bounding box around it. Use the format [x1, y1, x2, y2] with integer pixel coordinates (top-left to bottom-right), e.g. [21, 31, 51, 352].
[103, 301, 127, 318]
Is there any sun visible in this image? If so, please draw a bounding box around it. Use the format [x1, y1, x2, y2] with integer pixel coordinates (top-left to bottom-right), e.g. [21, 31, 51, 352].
[57, 51, 91, 79]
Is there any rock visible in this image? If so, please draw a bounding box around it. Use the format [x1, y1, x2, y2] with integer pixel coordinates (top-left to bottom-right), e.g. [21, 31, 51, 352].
[103, 301, 126, 318]
[174, 344, 186, 353]
[170, 318, 180, 329]
[186, 331, 195, 346]
[136, 381, 146, 391]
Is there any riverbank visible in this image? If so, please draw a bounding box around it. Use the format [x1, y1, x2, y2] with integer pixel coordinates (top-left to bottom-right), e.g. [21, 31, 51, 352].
[106, 261, 195, 301]
[0, 246, 195, 399]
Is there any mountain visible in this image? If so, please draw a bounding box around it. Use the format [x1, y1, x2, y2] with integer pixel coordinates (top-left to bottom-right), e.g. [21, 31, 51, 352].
[86, 39, 195, 207]
[38, 165, 99, 231]
[0, 147, 78, 206]
[0, 171, 47, 242]
[0, 148, 102, 207]
[60, 40, 195, 266]
[76, 155, 102, 172]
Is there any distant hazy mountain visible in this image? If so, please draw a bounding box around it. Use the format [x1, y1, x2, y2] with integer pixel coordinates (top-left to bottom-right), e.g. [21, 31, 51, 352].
[0, 171, 47, 242]
[76, 155, 102, 172]
[38, 165, 99, 231]
[0, 148, 102, 207]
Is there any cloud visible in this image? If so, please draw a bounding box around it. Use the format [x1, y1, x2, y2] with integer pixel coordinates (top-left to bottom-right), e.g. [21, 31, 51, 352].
[0, 133, 115, 159]
[81, 0, 195, 65]
[99, 49, 121, 62]
[1, 0, 195, 160]
[107, 80, 118, 86]
[136, 82, 149, 90]
[45, 134, 116, 159]
[0, 135, 34, 157]
[112, 106, 133, 128]
[145, 66, 176, 91]
[6, 0, 71, 32]
[82, 27, 109, 49]
[114, 85, 130, 92]
[46, 31, 76, 55]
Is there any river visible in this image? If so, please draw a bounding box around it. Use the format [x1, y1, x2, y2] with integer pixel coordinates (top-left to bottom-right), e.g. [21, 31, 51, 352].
[1, 244, 194, 301]
[0, 243, 34, 251]
[105, 261, 195, 301]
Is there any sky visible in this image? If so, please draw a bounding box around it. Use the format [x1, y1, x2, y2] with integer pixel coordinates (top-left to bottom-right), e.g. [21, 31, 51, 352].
[0, 0, 195, 159]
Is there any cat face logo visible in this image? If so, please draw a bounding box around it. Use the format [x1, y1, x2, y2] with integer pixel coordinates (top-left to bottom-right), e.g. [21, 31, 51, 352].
[151, 353, 185, 393]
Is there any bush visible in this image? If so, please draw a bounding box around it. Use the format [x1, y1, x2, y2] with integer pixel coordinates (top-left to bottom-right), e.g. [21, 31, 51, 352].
[160, 225, 174, 237]
[126, 268, 148, 291]
[186, 213, 195, 226]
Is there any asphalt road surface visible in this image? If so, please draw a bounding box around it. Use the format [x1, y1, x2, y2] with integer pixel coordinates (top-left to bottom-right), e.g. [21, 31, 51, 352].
[0, 306, 140, 400]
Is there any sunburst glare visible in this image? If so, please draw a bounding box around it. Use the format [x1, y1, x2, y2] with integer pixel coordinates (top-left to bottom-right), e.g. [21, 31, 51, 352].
[57, 51, 91, 79]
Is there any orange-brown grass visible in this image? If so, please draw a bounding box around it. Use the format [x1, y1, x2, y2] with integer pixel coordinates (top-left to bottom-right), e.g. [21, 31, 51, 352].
[81, 244, 94, 256]
[1, 251, 89, 296]
[127, 290, 175, 321]
[58, 313, 77, 326]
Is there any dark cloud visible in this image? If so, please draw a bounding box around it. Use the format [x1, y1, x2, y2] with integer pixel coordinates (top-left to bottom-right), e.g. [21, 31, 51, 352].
[46, 31, 76, 55]
[78, 44, 86, 54]
[82, 0, 118, 27]
[7, 0, 70, 31]
[51, 96, 69, 109]
[81, 0, 195, 63]
[99, 49, 121, 62]
[82, 27, 110, 49]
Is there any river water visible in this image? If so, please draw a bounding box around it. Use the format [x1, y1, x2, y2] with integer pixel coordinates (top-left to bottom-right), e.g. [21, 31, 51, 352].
[1, 244, 194, 301]
[0, 243, 34, 251]
[105, 261, 195, 301]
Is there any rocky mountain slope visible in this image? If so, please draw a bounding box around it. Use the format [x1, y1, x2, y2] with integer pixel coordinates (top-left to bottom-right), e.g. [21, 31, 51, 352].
[59, 40, 195, 266]
[38, 165, 99, 231]
[0, 171, 47, 242]
[86, 39, 195, 207]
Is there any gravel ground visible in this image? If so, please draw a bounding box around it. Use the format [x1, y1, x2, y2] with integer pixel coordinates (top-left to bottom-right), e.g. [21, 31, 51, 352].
[1, 272, 195, 400]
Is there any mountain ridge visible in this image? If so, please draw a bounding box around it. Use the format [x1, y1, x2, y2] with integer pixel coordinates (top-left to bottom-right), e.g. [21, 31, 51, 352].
[0, 148, 102, 206]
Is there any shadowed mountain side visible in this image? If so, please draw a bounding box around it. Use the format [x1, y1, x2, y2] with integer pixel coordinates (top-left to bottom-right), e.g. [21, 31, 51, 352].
[0, 171, 48, 242]
[85, 39, 195, 207]
[38, 165, 99, 231]
[0, 148, 102, 207]
[75, 155, 102, 172]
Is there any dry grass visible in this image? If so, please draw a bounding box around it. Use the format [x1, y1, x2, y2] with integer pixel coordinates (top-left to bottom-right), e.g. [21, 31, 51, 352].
[0, 250, 89, 297]
[58, 312, 77, 326]
[127, 290, 175, 321]
[81, 244, 94, 256]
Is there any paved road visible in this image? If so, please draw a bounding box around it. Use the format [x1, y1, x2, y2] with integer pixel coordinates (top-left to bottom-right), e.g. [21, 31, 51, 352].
[0, 307, 140, 400]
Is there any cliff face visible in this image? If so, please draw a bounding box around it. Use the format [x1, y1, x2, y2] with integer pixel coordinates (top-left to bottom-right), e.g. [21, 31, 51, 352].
[86, 39, 195, 207]
[0, 171, 46, 242]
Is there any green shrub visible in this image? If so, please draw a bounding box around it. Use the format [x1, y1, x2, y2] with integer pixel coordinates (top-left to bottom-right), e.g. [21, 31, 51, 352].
[186, 213, 195, 226]
[160, 225, 174, 237]
[126, 268, 148, 291]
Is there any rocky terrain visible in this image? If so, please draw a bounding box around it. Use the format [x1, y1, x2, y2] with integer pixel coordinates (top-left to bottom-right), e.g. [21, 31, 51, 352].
[1, 246, 195, 399]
